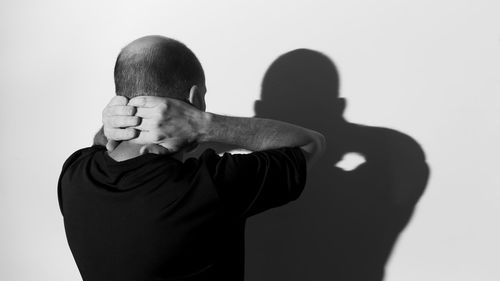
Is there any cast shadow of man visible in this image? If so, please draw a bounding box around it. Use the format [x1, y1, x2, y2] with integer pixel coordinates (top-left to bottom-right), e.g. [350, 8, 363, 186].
[244, 49, 430, 281]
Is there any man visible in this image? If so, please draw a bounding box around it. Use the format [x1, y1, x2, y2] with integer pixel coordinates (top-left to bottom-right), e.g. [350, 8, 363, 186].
[58, 35, 325, 281]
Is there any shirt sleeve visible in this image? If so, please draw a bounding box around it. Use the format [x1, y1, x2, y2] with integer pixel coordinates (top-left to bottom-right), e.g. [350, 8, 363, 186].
[201, 147, 307, 218]
[57, 146, 104, 215]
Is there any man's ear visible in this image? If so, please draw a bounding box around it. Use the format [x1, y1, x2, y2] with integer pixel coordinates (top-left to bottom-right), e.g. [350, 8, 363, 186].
[188, 85, 206, 111]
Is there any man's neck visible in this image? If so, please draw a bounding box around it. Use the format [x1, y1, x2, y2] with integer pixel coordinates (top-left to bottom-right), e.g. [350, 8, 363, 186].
[107, 141, 184, 162]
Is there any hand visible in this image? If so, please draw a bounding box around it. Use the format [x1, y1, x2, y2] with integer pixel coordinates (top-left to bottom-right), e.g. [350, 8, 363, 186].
[101, 96, 180, 155]
[127, 94, 206, 152]
[101, 97, 171, 154]
[102, 96, 140, 150]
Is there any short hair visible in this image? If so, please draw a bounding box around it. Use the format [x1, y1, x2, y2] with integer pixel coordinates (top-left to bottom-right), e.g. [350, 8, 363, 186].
[114, 36, 205, 99]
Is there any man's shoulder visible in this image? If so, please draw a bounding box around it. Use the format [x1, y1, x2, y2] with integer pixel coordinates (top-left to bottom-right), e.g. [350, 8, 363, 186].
[61, 145, 104, 172]
[58, 146, 105, 215]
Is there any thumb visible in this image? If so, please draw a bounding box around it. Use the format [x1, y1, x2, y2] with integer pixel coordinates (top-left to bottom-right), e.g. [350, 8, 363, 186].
[106, 140, 120, 151]
[139, 144, 172, 155]
[158, 139, 187, 154]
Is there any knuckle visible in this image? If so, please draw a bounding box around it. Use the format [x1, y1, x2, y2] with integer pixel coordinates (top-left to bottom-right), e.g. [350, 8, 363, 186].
[158, 102, 168, 112]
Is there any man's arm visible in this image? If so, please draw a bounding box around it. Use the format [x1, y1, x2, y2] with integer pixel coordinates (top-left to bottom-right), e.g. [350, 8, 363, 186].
[199, 114, 325, 166]
[122, 96, 326, 168]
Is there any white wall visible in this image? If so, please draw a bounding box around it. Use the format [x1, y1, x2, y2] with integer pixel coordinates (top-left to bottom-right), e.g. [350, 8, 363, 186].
[1, 0, 498, 280]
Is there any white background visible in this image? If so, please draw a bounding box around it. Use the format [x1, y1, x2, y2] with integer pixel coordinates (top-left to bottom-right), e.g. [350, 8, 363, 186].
[1, 0, 499, 280]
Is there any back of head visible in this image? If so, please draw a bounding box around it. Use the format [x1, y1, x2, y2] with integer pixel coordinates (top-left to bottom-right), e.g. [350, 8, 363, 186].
[114, 35, 205, 99]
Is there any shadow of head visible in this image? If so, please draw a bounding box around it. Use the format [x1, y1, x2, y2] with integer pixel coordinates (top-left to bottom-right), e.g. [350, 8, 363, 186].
[255, 49, 346, 132]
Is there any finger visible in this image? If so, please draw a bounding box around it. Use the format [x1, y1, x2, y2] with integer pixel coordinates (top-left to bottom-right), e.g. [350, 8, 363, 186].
[135, 107, 157, 119]
[106, 140, 120, 151]
[108, 96, 129, 106]
[128, 96, 166, 108]
[133, 118, 158, 131]
[130, 131, 163, 144]
[103, 105, 137, 117]
[105, 116, 141, 128]
[104, 128, 138, 141]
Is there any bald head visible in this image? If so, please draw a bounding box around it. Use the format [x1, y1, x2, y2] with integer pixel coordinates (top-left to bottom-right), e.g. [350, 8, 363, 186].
[114, 35, 205, 99]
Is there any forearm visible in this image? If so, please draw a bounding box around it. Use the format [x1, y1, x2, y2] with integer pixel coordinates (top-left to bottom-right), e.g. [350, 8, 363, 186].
[198, 113, 326, 164]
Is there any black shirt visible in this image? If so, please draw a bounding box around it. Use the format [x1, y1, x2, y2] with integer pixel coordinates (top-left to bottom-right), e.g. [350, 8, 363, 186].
[58, 146, 306, 281]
